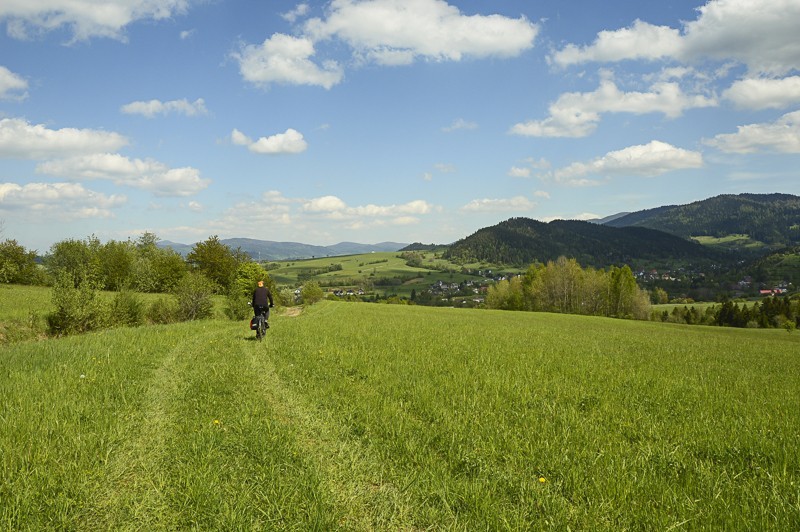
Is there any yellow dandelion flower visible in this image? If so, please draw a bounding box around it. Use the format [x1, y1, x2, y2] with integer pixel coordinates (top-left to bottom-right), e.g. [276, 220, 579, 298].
[538, 477, 547, 483]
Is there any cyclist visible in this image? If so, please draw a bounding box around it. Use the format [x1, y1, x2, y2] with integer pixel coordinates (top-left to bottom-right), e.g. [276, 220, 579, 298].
[252, 280, 274, 327]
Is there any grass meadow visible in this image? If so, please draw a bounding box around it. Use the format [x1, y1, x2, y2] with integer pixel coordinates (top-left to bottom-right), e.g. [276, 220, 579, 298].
[1, 290, 799, 529]
[267, 251, 517, 297]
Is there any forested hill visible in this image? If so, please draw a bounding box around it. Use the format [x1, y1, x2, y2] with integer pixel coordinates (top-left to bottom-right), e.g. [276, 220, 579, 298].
[604, 193, 800, 247]
[443, 218, 723, 268]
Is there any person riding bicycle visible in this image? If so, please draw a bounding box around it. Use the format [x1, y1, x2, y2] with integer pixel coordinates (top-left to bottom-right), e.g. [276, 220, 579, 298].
[252, 280, 274, 326]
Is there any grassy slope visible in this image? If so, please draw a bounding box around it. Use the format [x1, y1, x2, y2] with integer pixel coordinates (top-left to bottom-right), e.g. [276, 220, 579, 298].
[267, 251, 515, 296]
[1, 301, 799, 529]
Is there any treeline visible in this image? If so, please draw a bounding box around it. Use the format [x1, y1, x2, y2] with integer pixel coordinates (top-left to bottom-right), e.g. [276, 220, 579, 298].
[1, 232, 283, 337]
[486, 257, 651, 320]
[658, 297, 798, 331]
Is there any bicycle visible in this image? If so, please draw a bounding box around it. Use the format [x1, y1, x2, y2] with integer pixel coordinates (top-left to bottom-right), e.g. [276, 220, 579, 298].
[249, 304, 271, 341]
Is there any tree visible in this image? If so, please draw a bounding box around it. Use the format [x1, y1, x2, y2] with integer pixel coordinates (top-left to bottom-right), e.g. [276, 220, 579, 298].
[46, 236, 102, 287]
[98, 239, 135, 291]
[300, 281, 324, 305]
[129, 233, 187, 293]
[186, 236, 244, 293]
[0, 239, 40, 285]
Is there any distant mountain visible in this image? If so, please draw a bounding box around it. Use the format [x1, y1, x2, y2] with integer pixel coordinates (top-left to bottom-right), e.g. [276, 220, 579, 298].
[443, 217, 723, 269]
[588, 212, 631, 224]
[158, 238, 407, 260]
[604, 193, 800, 249]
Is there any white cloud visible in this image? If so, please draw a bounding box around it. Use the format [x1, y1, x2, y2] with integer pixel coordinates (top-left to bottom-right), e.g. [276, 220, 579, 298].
[681, 0, 800, 75]
[304, 0, 538, 65]
[0, 66, 27, 100]
[36, 153, 210, 196]
[723, 77, 800, 110]
[0, 0, 190, 42]
[442, 118, 477, 132]
[461, 196, 535, 213]
[179, 29, 195, 40]
[550, 0, 800, 75]
[0, 118, 128, 159]
[121, 98, 207, 118]
[704, 110, 800, 154]
[510, 78, 716, 138]
[231, 128, 308, 155]
[282, 3, 310, 23]
[551, 19, 682, 67]
[303, 195, 432, 218]
[233, 33, 344, 89]
[508, 166, 531, 178]
[0, 182, 125, 219]
[553, 140, 703, 185]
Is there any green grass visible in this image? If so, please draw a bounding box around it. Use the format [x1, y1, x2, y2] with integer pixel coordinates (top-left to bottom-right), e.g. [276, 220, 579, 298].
[691, 234, 767, 252]
[1, 297, 799, 529]
[268, 251, 518, 297]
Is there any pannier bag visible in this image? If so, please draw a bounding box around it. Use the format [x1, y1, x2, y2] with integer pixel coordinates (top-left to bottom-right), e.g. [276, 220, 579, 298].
[249, 317, 259, 330]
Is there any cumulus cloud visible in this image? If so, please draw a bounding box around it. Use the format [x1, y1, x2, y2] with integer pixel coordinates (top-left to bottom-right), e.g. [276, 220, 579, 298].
[36, 153, 210, 196]
[723, 77, 800, 110]
[704, 110, 800, 154]
[121, 97, 208, 118]
[282, 3, 310, 23]
[550, 0, 800, 75]
[304, 0, 538, 65]
[551, 19, 682, 67]
[552, 140, 703, 185]
[303, 195, 432, 218]
[461, 196, 535, 213]
[233, 33, 344, 89]
[0, 118, 128, 159]
[0, 0, 190, 42]
[0, 182, 125, 219]
[510, 77, 716, 138]
[508, 167, 531, 178]
[231, 128, 308, 155]
[0, 66, 28, 100]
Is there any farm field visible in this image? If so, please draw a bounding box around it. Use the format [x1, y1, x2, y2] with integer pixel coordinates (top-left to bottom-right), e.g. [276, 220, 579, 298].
[267, 251, 518, 297]
[1, 299, 799, 529]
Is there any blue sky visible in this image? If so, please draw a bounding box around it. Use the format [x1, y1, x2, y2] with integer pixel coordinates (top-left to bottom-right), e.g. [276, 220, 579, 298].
[1, 0, 799, 253]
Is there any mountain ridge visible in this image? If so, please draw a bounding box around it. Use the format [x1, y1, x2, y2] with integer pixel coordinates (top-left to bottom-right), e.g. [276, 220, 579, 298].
[158, 238, 408, 260]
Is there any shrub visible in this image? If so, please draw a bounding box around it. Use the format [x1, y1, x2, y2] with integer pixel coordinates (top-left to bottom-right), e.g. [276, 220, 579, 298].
[300, 281, 324, 305]
[224, 289, 251, 321]
[147, 297, 179, 325]
[109, 290, 145, 327]
[46, 272, 108, 336]
[173, 272, 216, 321]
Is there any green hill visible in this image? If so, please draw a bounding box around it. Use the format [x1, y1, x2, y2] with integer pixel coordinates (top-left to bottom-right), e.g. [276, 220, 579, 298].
[605, 193, 800, 250]
[443, 217, 723, 268]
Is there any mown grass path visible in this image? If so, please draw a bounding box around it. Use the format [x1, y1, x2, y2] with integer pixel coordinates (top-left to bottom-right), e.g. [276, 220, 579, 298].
[2, 302, 800, 529]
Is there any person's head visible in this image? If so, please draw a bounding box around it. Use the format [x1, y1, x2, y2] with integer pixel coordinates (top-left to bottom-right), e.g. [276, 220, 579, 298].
[257, 280, 264, 287]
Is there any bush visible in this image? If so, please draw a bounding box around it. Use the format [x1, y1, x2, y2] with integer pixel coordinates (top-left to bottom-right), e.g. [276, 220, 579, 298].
[173, 272, 216, 321]
[109, 290, 145, 327]
[46, 273, 108, 336]
[224, 289, 251, 321]
[147, 297, 179, 325]
[300, 281, 324, 305]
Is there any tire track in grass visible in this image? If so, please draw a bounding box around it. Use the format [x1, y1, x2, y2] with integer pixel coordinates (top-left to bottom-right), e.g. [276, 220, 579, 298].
[244, 313, 420, 530]
[95, 322, 215, 528]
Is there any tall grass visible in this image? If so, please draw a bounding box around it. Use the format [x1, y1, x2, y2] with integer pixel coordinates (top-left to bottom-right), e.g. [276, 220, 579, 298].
[1, 299, 798, 529]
